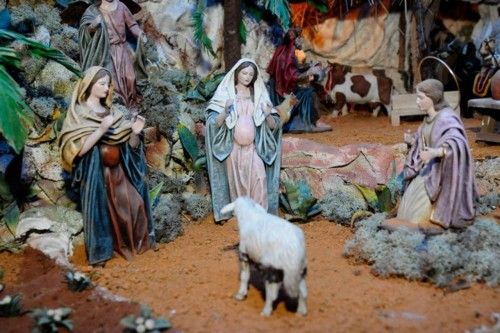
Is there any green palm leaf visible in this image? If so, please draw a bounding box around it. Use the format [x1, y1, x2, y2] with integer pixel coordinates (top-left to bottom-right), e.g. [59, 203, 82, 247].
[0, 65, 34, 153]
[265, 0, 291, 30]
[192, 1, 216, 57]
[307, 0, 328, 13]
[239, 20, 247, 44]
[0, 29, 81, 77]
[0, 46, 21, 69]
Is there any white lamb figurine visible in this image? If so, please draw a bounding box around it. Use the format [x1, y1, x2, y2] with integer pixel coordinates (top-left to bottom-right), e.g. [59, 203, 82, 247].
[221, 197, 308, 316]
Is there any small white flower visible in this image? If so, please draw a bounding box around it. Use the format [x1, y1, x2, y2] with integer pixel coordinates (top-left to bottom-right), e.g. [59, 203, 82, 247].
[74, 272, 84, 280]
[145, 319, 155, 330]
[136, 324, 146, 333]
[0, 296, 12, 305]
[54, 314, 61, 321]
[47, 309, 55, 316]
[54, 309, 64, 317]
[135, 317, 145, 325]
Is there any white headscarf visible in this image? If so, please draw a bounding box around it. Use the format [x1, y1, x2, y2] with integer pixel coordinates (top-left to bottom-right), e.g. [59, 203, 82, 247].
[207, 58, 275, 128]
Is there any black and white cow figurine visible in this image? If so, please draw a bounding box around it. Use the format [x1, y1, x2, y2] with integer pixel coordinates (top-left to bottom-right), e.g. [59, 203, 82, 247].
[324, 62, 393, 117]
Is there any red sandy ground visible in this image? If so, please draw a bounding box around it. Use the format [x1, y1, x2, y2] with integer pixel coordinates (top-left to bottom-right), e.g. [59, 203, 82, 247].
[0, 113, 499, 332]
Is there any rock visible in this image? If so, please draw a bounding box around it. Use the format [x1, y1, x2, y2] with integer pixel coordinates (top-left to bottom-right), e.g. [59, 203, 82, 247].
[25, 232, 72, 267]
[145, 129, 170, 172]
[16, 206, 83, 267]
[281, 137, 405, 198]
[24, 143, 64, 182]
[34, 60, 79, 98]
[33, 179, 65, 204]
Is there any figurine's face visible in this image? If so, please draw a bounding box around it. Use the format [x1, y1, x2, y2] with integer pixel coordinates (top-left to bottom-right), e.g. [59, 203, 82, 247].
[236, 66, 255, 87]
[416, 90, 433, 112]
[90, 75, 110, 99]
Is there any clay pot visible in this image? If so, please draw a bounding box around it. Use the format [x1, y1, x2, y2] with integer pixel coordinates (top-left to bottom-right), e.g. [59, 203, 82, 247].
[492, 70, 500, 100]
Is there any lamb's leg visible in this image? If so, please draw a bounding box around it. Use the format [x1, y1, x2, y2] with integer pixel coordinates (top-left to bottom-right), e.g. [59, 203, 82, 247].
[372, 105, 381, 117]
[296, 278, 308, 316]
[261, 281, 280, 317]
[341, 104, 349, 116]
[261, 266, 283, 316]
[234, 253, 250, 300]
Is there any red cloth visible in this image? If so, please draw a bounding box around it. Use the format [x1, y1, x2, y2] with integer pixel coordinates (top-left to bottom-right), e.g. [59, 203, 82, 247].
[267, 37, 300, 97]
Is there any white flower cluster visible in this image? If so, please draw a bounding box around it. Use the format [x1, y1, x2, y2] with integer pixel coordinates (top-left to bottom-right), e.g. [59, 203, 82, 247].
[47, 308, 65, 322]
[134, 316, 156, 332]
[0, 295, 12, 305]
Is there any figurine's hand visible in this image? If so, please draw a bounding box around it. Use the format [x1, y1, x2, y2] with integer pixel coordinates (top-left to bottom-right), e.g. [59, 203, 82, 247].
[132, 115, 146, 134]
[420, 147, 441, 163]
[91, 15, 102, 28]
[404, 130, 415, 145]
[225, 98, 234, 117]
[263, 102, 273, 117]
[99, 114, 114, 132]
[141, 33, 148, 44]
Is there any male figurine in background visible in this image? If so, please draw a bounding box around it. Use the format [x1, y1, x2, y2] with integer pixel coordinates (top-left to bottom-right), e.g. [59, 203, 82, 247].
[79, 0, 146, 110]
[267, 28, 331, 133]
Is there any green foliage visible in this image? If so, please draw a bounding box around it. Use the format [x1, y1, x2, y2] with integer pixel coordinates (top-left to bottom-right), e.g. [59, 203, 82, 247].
[280, 179, 321, 222]
[64, 271, 92, 292]
[31, 307, 73, 333]
[239, 20, 247, 44]
[353, 160, 403, 213]
[375, 185, 392, 212]
[192, 1, 216, 57]
[177, 123, 199, 162]
[353, 184, 379, 211]
[0, 65, 34, 153]
[2, 201, 20, 236]
[0, 294, 22, 317]
[242, 0, 264, 21]
[354, 183, 394, 213]
[148, 181, 163, 209]
[121, 304, 171, 333]
[265, 0, 291, 29]
[0, 29, 81, 154]
[0, 30, 81, 77]
[306, 0, 328, 13]
[185, 73, 225, 103]
[177, 123, 206, 171]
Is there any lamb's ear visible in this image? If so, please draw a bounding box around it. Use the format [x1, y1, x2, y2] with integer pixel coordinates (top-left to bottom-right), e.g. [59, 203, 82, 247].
[221, 202, 236, 215]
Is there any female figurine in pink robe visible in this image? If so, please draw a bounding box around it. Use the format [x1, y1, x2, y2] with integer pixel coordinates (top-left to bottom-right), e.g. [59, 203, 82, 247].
[206, 59, 282, 223]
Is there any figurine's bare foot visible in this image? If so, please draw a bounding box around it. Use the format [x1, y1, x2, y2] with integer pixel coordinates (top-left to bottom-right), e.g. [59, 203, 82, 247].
[419, 221, 445, 235]
[380, 218, 420, 232]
